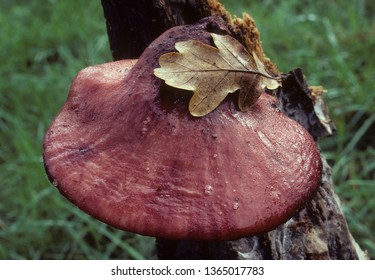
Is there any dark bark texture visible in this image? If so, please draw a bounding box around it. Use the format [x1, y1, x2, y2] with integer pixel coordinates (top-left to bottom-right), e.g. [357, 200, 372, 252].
[101, 0, 224, 59]
[100, 0, 368, 259]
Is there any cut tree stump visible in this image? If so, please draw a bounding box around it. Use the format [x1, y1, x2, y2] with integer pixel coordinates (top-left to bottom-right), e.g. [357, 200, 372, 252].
[100, 0, 368, 259]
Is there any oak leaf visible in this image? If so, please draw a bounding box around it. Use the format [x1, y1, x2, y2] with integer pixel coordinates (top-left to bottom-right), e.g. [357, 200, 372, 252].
[154, 33, 280, 117]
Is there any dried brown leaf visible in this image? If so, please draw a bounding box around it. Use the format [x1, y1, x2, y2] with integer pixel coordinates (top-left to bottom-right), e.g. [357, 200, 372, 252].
[154, 33, 279, 117]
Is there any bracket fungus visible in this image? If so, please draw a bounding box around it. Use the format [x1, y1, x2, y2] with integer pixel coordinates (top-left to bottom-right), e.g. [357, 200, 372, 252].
[43, 19, 322, 241]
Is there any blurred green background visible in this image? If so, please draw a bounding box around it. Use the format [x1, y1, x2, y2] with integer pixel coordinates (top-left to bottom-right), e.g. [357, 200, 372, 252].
[0, 0, 374, 259]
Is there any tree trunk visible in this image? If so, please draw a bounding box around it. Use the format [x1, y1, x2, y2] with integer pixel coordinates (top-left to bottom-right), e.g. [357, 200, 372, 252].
[100, 0, 368, 260]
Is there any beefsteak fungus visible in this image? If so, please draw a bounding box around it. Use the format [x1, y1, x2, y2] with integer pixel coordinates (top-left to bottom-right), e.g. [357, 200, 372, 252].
[43, 20, 322, 241]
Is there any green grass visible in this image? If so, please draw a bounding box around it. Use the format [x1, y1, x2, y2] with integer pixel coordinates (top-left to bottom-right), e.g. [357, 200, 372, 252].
[0, 0, 373, 259]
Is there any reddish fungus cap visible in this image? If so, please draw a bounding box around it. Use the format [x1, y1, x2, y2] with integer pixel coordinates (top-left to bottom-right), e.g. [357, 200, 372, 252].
[43, 22, 322, 241]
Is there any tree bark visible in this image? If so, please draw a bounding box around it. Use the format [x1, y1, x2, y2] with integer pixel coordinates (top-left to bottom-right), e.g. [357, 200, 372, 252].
[100, 0, 368, 259]
[101, 0, 227, 59]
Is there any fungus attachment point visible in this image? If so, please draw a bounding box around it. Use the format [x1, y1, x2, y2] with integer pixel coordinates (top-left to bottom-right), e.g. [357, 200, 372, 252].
[43, 19, 322, 241]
